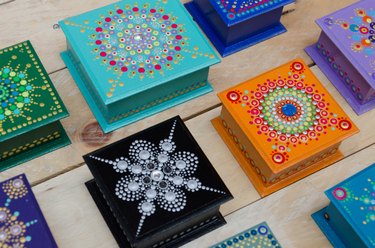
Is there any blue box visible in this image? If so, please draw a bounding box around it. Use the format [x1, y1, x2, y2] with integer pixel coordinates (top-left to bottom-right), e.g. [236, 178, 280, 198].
[185, 0, 294, 57]
[59, 0, 220, 133]
[312, 163, 375, 248]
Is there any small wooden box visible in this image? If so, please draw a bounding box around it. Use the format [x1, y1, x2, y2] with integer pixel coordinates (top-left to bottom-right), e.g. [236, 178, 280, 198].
[185, 0, 294, 57]
[0, 41, 70, 171]
[212, 59, 359, 196]
[59, 0, 220, 133]
[312, 163, 375, 248]
[84, 116, 232, 248]
[305, 0, 375, 115]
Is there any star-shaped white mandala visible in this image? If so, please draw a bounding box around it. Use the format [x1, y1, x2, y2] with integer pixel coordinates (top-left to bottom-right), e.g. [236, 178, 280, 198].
[89, 120, 225, 235]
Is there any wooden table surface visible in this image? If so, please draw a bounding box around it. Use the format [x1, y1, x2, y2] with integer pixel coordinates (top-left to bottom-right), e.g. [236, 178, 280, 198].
[1, 0, 373, 247]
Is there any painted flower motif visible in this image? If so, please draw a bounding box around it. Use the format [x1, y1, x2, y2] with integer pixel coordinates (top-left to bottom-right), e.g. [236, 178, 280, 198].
[89, 120, 225, 235]
[217, 0, 272, 19]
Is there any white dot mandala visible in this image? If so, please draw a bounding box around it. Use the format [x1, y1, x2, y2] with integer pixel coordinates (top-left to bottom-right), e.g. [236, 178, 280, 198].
[89, 120, 226, 235]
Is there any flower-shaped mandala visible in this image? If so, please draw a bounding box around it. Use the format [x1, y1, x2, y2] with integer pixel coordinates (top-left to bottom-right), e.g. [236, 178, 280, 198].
[89, 120, 225, 235]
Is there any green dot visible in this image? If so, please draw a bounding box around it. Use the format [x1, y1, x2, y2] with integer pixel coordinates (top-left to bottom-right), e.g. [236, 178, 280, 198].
[18, 86, 25, 92]
[17, 96, 24, 102]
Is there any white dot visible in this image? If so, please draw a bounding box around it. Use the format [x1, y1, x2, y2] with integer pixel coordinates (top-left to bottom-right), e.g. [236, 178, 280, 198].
[117, 160, 128, 170]
[162, 142, 173, 151]
[141, 202, 153, 212]
[176, 160, 186, 169]
[158, 154, 169, 163]
[187, 180, 198, 189]
[0, 212, 6, 221]
[132, 165, 142, 174]
[139, 150, 151, 160]
[173, 176, 183, 185]
[151, 170, 164, 181]
[165, 191, 176, 202]
[12, 179, 23, 188]
[146, 189, 157, 199]
[0, 231, 6, 241]
[128, 182, 139, 191]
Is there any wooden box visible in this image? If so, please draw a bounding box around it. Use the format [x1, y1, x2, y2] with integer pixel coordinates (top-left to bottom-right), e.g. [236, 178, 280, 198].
[185, 0, 294, 57]
[305, 0, 375, 115]
[312, 163, 375, 248]
[84, 116, 233, 248]
[212, 59, 359, 196]
[59, 0, 220, 133]
[0, 174, 57, 247]
[0, 41, 70, 171]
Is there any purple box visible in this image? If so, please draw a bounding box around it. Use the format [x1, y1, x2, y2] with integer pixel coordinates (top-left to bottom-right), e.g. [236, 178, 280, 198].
[0, 174, 57, 247]
[185, 0, 294, 57]
[305, 0, 375, 115]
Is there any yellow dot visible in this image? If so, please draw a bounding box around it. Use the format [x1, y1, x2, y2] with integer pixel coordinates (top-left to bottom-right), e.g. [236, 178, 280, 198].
[16, 103, 24, 108]
[5, 110, 11, 116]
[22, 92, 29, 97]
[107, 92, 113, 97]
[39, 103, 45, 107]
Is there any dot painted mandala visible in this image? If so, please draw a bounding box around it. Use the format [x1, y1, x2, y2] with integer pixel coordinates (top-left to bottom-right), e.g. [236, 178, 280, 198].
[336, 8, 375, 56]
[0, 67, 34, 123]
[90, 3, 186, 78]
[226, 61, 353, 164]
[89, 120, 225, 235]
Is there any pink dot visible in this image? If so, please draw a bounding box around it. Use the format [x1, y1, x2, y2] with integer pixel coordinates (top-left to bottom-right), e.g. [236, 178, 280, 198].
[117, 9, 123, 14]
[171, 24, 178, 28]
[175, 46, 181, 51]
[163, 15, 169, 20]
[95, 40, 102, 45]
[167, 56, 173, 61]
[105, 17, 111, 22]
[100, 52, 107, 57]
[109, 60, 116, 66]
[150, 9, 156, 13]
[96, 27, 103, 32]
[176, 35, 182, 40]
[121, 67, 128, 72]
[155, 65, 161, 70]
[133, 7, 139, 12]
[138, 68, 145, 73]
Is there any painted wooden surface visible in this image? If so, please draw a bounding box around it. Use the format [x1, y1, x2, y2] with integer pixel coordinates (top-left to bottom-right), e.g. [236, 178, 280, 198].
[1, 0, 373, 247]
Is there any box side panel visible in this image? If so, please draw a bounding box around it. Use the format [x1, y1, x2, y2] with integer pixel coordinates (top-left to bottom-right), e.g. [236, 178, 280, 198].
[316, 32, 375, 104]
[325, 203, 367, 248]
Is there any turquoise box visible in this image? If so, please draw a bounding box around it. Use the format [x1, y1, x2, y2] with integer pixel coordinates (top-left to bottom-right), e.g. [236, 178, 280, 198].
[312, 163, 375, 248]
[59, 0, 220, 133]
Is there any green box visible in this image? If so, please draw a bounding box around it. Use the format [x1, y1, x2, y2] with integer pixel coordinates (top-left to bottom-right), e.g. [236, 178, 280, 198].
[0, 41, 71, 171]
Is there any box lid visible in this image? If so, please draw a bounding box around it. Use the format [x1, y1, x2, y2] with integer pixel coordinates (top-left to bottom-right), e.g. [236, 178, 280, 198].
[316, 0, 375, 88]
[209, 0, 294, 27]
[84, 116, 232, 243]
[218, 59, 359, 172]
[0, 41, 68, 143]
[326, 163, 375, 247]
[0, 174, 57, 247]
[59, 0, 220, 105]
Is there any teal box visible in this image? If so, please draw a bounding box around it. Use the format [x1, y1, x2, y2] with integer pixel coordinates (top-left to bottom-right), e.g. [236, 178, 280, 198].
[59, 0, 220, 133]
[312, 163, 375, 248]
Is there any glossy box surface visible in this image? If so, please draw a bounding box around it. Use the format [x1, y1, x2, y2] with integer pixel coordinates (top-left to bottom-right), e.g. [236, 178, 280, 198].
[0, 41, 70, 171]
[312, 163, 375, 248]
[305, 0, 375, 114]
[212, 59, 358, 196]
[185, 0, 294, 56]
[84, 116, 232, 248]
[59, 0, 220, 133]
[0, 174, 57, 247]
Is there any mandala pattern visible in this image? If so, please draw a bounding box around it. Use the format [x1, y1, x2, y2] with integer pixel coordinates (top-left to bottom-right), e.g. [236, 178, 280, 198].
[89, 120, 225, 235]
[211, 222, 281, 248]
[0, 176, 37, 247]
[336, 8, 375, 56]
[226, 61, 353, 164]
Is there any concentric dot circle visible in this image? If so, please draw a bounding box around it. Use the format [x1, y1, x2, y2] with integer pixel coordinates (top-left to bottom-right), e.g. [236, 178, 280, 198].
[339, 120, 352, 130]
[151, 170, 164, 181]
[10, 225, 22, 235]
[272, 153, 285, 164]
[0, 231, 7, 241]
[0, 211, 6, 222]
[258, 226, 268, 235]
[226, 91, 240, 102]
[281, 103, 297, 117]
[12, 179, 23, 188]
[292, 61, 304, 71]
[117, 160, 128, 170]
[333, 187, 347, 200]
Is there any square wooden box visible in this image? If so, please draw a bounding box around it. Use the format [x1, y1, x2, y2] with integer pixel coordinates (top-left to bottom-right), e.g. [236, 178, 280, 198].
[185, 0, 294, 57]
[305, 0, 375, 115]
[0, 41, 70, 171]
[84, 116, 232, 248]
[312, 163, 375, 248]
[212, 59, 359, 196]
[59, 0, 220, 133]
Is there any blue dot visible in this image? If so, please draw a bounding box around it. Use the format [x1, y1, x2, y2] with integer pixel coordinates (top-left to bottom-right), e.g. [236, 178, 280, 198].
[4, 79, 10, 84]
[239, 235, 244, 240]
[282, 104, 297, 117]
[2, 102, 7, 107]
[24, 98, 30, 103]
[251, 230, 257, 235]
[26, 236, 32, 242]
[268, 234, 273, 239]
[14, 211, 19, 217]
[3, 68, 10, 73]
[227, 241, 232, 245]
[233, 238, 238, 243]
[9, 98, 15, 103]
[272, 240, 277, 245]
[10, 84, 16, 89]
[18, 74, 25, 79]
[14, 109, 20, 114]
[244, 233, 250, 238]
[12, 91, 18, 96]
[0, 115, 4, 120]
[26, 85, 32, 90]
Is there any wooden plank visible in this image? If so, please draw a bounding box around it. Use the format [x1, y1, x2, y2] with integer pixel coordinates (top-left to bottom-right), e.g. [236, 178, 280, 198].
[0, 0, 346, 74]
[184, 146, 375, 248]
[31, 145, 375, 247]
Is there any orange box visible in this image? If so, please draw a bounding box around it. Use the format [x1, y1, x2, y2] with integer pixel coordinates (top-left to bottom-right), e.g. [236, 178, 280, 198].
[212, 59, 359, 196]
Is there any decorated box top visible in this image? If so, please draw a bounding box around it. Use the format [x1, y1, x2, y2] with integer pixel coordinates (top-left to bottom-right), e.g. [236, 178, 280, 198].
[0, 41, 68, 142]
[327, 163, 375, 247]
[209, 0, 294, 26]
[218, 59, 358, 171]
[317, 0, 375, 87]
[59, 0, 220, 105]
[84, 116, 231, 241]
[210, 222, 281, 248]
[0, 174, 57, 247]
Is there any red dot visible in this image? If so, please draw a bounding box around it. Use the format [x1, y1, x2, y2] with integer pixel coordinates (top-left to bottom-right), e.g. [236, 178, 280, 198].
[95, 40, 102, 45]
[105, 17, 111, 22]
[175, 46, 181, 51]
[96, 27, 103, 32]
[117, 9, 123, 14]
[138, 68, 145, 73]
[133, 7, 139, 12]
[150, 9, 156, 13]
[167, 56, 173, 61]
[110, 60, 116, 66]
[155, 65, 161, 70]
[171, 24, 178, 28]
[100, 52, 107, 57]
[163, 15, 169, 20]
[121, 67, 128, 72]
[176, 35, 182, 40]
